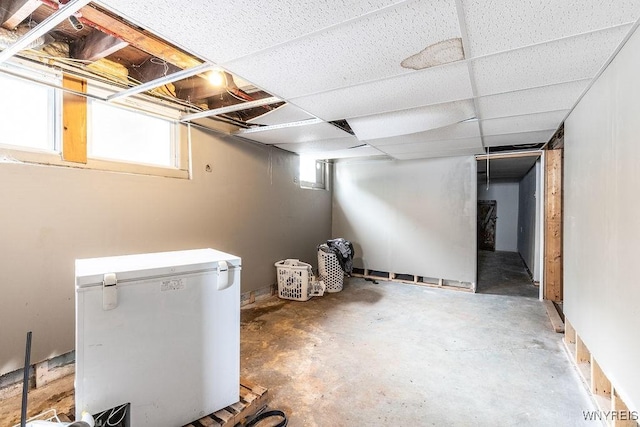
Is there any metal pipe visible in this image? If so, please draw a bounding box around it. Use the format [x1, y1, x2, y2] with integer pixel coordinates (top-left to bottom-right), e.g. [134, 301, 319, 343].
[20, 331, 32, 427]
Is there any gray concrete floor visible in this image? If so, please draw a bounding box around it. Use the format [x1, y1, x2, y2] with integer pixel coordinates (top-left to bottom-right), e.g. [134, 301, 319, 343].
[240, 278, 595, 426]
[478, 250, 539, 298]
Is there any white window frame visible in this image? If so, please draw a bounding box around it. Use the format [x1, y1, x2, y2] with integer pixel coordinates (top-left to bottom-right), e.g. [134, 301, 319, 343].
[299, 157, 328, 190]
[0, 63, 60, 157]
[0, 59, 190, 179]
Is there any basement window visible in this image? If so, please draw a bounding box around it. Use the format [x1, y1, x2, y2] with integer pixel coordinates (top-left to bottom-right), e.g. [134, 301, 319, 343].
[299, 156, 326, 189]
[0, 72, 56, 152]
[89, 101, 176, 168]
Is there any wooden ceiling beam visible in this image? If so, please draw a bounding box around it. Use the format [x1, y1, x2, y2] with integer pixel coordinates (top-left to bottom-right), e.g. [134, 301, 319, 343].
[78, 5, 201, 70]
[73, 30, 129, 61]
[1, 0, 42, 30]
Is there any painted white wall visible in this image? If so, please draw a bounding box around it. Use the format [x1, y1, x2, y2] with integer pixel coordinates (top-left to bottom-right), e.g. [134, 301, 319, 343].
[478, 180, 519, 252]
[0, 127, 332, 375]
[565, 25, 640, 412]
[517, 161, 540, 280]
[332, 156, 476, 284]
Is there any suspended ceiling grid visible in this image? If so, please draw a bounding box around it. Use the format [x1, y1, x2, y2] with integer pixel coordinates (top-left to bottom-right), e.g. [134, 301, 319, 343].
[11, 0, 640, 160]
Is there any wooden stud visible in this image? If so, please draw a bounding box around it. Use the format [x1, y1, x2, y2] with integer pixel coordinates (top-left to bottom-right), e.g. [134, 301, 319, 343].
[544, 149, 563, 301]
[565, 319, 576, 345]
[79, 5, 202, 70]
[1, 0, 42, 30]
[612, 390, 637, 427]
[62, 75, 87, 163]
[575, 335, 590, 364]
[590, 357, 612, 398]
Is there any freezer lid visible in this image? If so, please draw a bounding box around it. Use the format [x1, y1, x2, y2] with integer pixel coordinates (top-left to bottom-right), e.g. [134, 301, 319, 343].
[75, 248, 241, 288]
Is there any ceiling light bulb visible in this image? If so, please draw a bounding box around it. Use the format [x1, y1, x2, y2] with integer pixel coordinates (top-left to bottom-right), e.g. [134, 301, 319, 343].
[208, 71, 224, 87]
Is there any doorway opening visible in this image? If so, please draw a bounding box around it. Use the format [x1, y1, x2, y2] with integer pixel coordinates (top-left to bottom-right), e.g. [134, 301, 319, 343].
[476, 153, 542, 297]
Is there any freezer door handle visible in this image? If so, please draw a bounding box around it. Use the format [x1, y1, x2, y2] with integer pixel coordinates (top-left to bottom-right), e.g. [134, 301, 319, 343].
[217, 261, 231, 290]
[103, 273, 118, 310]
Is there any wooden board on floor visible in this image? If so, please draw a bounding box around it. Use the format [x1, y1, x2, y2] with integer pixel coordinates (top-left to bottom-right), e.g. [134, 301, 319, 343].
[543, 300, 564, 333]
[0, 374, 267, 427]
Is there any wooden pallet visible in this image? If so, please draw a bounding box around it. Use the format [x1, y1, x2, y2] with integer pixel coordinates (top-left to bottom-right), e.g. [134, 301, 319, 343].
[185, 380, 268, 427]
[0, 374, 267, 427]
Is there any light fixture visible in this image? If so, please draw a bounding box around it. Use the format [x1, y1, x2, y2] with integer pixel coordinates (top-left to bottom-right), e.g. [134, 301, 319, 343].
[207, 70, 225, 87]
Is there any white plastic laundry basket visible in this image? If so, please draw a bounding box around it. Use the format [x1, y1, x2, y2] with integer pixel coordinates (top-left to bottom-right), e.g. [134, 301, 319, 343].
[275, 259, 325, 301]
[318, 246, 344, 293]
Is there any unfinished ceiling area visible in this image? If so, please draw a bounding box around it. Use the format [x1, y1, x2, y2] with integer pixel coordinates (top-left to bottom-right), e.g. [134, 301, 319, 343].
[1, 0, 639, 160]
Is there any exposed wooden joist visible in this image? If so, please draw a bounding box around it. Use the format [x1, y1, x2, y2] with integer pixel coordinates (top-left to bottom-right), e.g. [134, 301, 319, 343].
[62, 74, 87, 163]
[544, 148, 563, 301]
[78, 5, 201, 70]
[73, 30, 129, 62]
[1, 0, 42, 30]
[0, 0, 91, 64]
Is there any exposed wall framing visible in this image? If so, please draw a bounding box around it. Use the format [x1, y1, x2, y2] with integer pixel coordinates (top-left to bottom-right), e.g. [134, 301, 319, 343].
[352, 267, 475, 292]
[564, 319, 638, 427]
[544, 148, 563, 301]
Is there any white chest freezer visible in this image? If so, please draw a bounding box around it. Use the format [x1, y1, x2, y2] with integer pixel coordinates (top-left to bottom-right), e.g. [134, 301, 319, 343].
[75, 248, 241, 427]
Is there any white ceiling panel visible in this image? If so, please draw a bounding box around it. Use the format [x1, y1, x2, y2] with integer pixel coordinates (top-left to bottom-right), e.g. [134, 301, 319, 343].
[275, 137, 362, 154]
[247, 103, 314, 125]
[348, 100, 475, 141]
[390, 147, 484, 160]
[481, 110, 568, 136]
[472, 25, 632, 96]
[289, 61, 473, 121]
[368, 121, 480, 146]
[460, 0, 640, 57]
[373, 136, 482, 154]
[312, 146, 386, 160]
[223, 0, 461, 99]
[477, 79, 590, 120]
[482, 130, 556, 148]
[236, 121, 351, 145]
[99, 0, 405, 63]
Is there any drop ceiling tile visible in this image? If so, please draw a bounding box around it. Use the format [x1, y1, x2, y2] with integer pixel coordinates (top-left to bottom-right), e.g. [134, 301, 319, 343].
[348, 100, 475, 141]
[369, 121, 481, 146]
[275, 136, 362, 154]
[311, 145, 386, 160]
[223, 0, 461, 98]
[476, 80, 590, 120]
[247, 104, 314, 125]
[471, 25, 632, 96]
[391, 147, 484, 160]
[374, 136, 482, 154]
[290, 61, 473, 121]
[236, 121, 351, 145]
[460, 0, 640, 57]
[482, 130, 556, 148]
[481, 110, 568, 136]
[99, 0, 404, 63]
